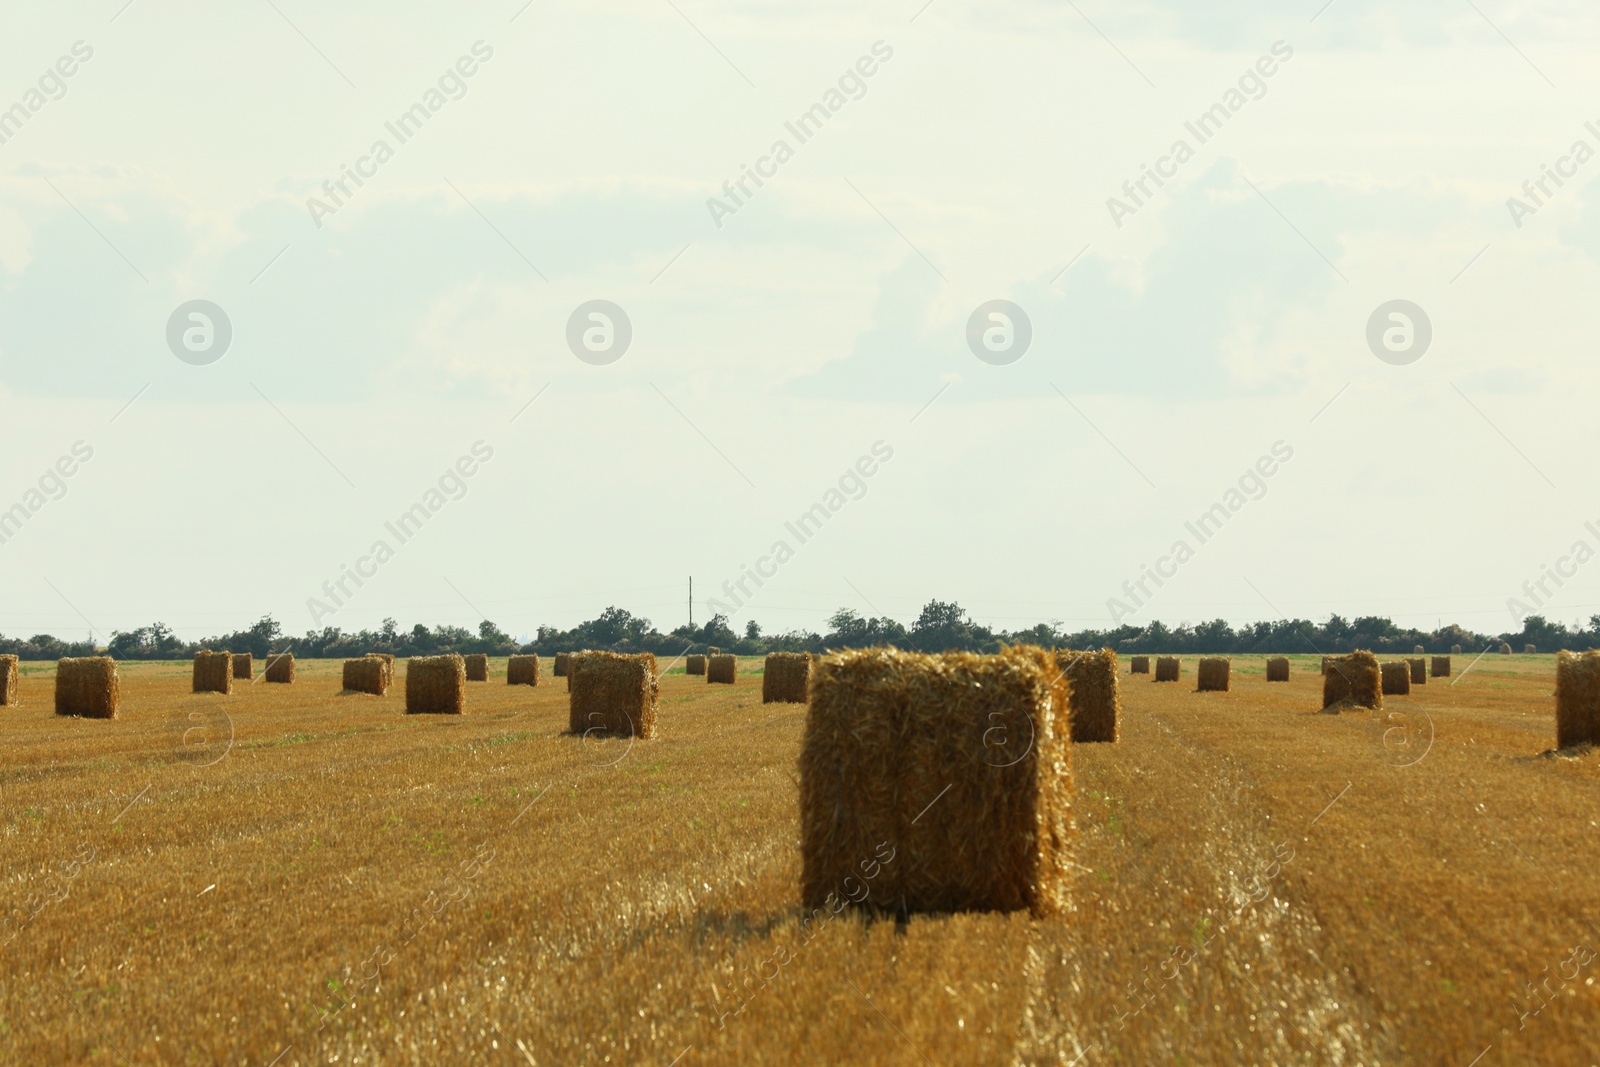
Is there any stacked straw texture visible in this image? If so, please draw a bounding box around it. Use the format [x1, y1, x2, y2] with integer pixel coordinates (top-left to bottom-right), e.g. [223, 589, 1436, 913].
[1129, 655, 1150, 675]
[1196, 658, 1230, 692]
[685, 654, 707, 676]
[264, 652, 295, 684]
[1266, 657, 1289, 682]
[800, 647, 1072, 918]
[553, 652, 571, 677]
[233, 652, 253, 680]
[1407, 658, 1427, 685]
[0, 654, 17, 706]
[507, 654, 540, 686]
[762, 652, 810, 704]
[1322, 651, 1381, 711]
[464, 653, 489, 682]
[56, 657, 119, 718]
[1431, 656, 1451, 678]
[192, 651, 233, 695]
[1555, 650, 1600, 748]
[1154, 657, 1179, 682]
[406, 654, 466, 714]
[1381, 662, 1411, 696]
[707, 654, 737, 685]
[1057, 648, 1119, 743]
[344, 657, 388, 696]
[568, 651, 658, 738]
[366, 653, 395, 690]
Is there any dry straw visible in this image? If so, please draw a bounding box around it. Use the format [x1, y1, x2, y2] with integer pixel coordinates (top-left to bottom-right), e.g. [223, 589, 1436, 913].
[685, 654, 707, 676]
[0, 654, 17, 706]
[1129, 655, 1150, 674]
[1555, 650, 1600, 748]
[1407, 658, 1427, 685]
[406, 654, 466, 714]
[1381, 662, 1411, 696]
[344, 657, 388, 696]
[1525, 644, 1537, 654]
[762, 652, 810, 704]
[1196, 657, 1230, 692]
[707, 646, 721, 655]
[1414, 644, 1425, 654]
[464, 653, 489, 682]
[366, 653, 395, 690]
[233, 652, 253, 680]
[507, 654, 540, 686]
[1431, 656, 1451, 678]
[707, 653, 737, 685]
[1057, 648, 1120, 743]
[264, 651, 296, 684]
[1266, 656, 1289, 682]
[1451, 644, 1463, 654]
[553, 652, 571, 677]
[799, 646, 1072, 917]
[56, 657, 119, 718]
[1154, 656, 1180, 682]
[192, 650, 233, 695]
[1322, 651, 1381, 711]
[568, 651, 658, 738]
[1499, 643, 1513, 655]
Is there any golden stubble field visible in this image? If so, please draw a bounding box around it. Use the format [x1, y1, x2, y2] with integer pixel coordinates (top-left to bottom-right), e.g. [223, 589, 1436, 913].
[1, 653, 1598, 1066]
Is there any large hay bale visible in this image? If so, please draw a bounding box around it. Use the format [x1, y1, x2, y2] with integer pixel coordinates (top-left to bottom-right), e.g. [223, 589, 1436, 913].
[1431, 656, 1451, 678]
[800, 646, 1072, 917]
[685, 654, 707, 676]
[1322, 651, 1381, 711]
[1555, 650, 1600, 748]
[1407, 658, 1426, 685]
[1451, 644, 1462, 655]
[233, 652, 253, 680]
[1196, 657, 1230, 692]
[406, 654, 465, 714]
[1266, 656, 1289, 682]
[707, 653, 737, 685]
[264, 652, 295, 684]
[192, 650, 233, 695]
[1154, 656, 1179, 682]
[507, 654, 540, 686]
[568, 651, 657, 738]
[1129, 655, 1150, 675]
[0, 654, 17, 706]
[1524, 644, 1537, 654]
[1057, 648, 1119, 743]
[464, 653, 489, 681]
[762, 652, 810, 704]
[55, 657, 119, 718]
[1381, 662, 1411, 696]
[344, 657, 388, 696]
[553, 652, 571, 677]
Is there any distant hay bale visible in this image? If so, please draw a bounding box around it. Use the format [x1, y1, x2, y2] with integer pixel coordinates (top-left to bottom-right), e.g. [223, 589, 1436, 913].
[568, 651, 657, 738]
[1057, 648, 1119, 743]
[1524, 644, 1537, 654]
[344, 657, 388, 696]
[1413, 644, 1425, 654]
[762, 652, 810, 704]
[1407, 658, 1426, 685]
[0, 654, 17, 706]
[707, 646, 721, 655]
[507, 654, 540, 686]
[1322, 651, 1381, 711]
[707, 654, 737, 685]
[1381, 662, 1411, 696]
[1129, 655, 1150, 674]
[406, 654, 466, 714]
[1196, 657, 1230, 692]
[1555, 650, 1600, 748]
[1431, 656, 1451, 678]
[55, 657, 119, 718]
[464, 653, 489, 681]
[232, 652, 253, 680]
[1154, 656, 1179, 682]
[192, 650, 233, 695]
[800, 646, 1072, 917]
[1451, 644, 1462, 655]
[1499, 643, 1513, 654]
[1266, 657, 1289, 682]
[553, 652, 571, 677]
[263, 652, 295, 684]
[686, 654, 707, 676]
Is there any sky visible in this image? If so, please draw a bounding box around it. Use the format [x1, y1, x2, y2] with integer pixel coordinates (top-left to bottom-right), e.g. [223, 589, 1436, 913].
[2, 0, 1599, 644]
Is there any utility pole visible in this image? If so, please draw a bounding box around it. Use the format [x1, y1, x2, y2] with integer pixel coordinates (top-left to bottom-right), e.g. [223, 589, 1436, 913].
[689, 576, 693, 628]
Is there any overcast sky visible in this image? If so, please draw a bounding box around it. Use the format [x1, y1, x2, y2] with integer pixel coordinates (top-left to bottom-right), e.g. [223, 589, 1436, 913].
[2, 0, 1598, 643]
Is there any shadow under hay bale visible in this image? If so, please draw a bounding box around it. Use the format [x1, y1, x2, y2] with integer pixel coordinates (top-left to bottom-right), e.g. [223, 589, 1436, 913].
[0, 654, 16, 706]
[1432, 656, 1451, 678]
[464, 653, 489, 682]
[56, 657, 119, 718]
[406, 654, 465, 714]
[1154, 656, 1179, 682]
[1556, 650, 1600, 749]
[233, 653, 253, 680]
[762, 652, 810, 704]
[1057, 648, 1119, 743]
[193, 650, 233, 695]
[685, 654, 707, 676]
[507, 654, 540, 686]
[800, 646, 1072, 918]
[344, 657, 388, 696]
[1322, 651, 1381, 712]
[707, 654, 737, 685]
[1129, 655, 1150, 675]
[553, 652, 571, 677]
[263, 652, 295, 684]
[1266, 656, 1289, 682]
[1196, 657, 1230, 692]
[1381, 662, 1411, 696]
[568, 651, 657, 738]
[1407, 658, 1427, 685]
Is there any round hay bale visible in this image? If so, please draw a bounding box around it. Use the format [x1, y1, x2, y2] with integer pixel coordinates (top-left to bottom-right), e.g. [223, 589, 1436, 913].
[56, 657, 119, 718]
[1196, 657, 1230, 692]
[192, 650, 233, 695]
[1265, 656, 1289, 682]
[762, 652, 810, 704]
[406, 654, 466, 714]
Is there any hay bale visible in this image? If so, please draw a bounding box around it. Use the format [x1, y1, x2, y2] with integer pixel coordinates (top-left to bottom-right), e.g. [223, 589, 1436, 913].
[0, 654, 17, 706]
[1451, 644, 1462, 655]
[233, 652, 253, 680]
[1057, 648, 1119, 743]
[263, 651, 295, 684]
[365, 653, 395, 690]
[507, 654, 540, 686]
[1555, 650, 1600, 748]
[1431, 656, 1451, 678]
[55, 657, 119, 718]
[685, 654, 707, 676]
[763, 652, 810, 703]
[1154, 656, 1179, 682]
[344, 657, 388, 696]
[1499, 642, 1513, 654]
[1407, 658, 1426, 685]
[1322, 651, 1381, 711]
[1524, 644, 1537, 655]
[707, 646, 721, 655]
[406, 654, 466, 714]
[799, 646, 1072, 917]
[707, 653, 737, 685]
[464, 653, 489, 681]
[1413, 644, 1425, 654]
[1381, 662, 1411, 696]
[553, 652, 571, 677]
[1196, 657, 1230, 692]
[568, 651, 657, 738]
[1266, 656, 1289, 682]
[1129, 655, 1150, 674]
[192, 650, 233, 695]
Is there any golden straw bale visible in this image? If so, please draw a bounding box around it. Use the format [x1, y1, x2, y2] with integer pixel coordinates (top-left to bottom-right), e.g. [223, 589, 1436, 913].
[1266, 657, 1289, 682]
[1056, 648, 1119, 743]
[554, 652, 571, 677]
[707, 646, 721, 655]
[1407, 658, 1426, 685]
[344, 657, 388, 696]
[686, 654, 707, 676]
[55, 657, 119, 718]
[1431, 656, 1451, 678]
[707, 654, 737, 685]
[264, 652, 295, 684]
[1322, 651, 1381, 711]
[1414, 645, 1425, 654]
[1451, 644, 1462, 654]
[406, 654, 465, 714]
[1381, 662, 1411, 696]
[1499, 643, 1513, 654]
[762, 652, 811, 704]
[1154, 656, 1180, 682]
[1196, 657, 1230, 692]
[464, 653, 489, 682]
[507, 654, 540, 686]
[799, 646, 1072, 918]
[364, 653, 394, 690]
[1525, 644, 1537, 654]
[1555, 650, 1600, 748]
[568, 651, 657, 738]
[1129, 655, 1150, 674]
[192, 650, 233, 695]
[232, 652, 253, 680]
[0, 654, 17, 706]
